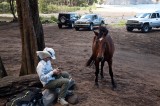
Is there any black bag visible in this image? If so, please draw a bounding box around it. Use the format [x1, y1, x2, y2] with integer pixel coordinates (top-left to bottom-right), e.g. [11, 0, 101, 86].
[6, 87, 43, 106]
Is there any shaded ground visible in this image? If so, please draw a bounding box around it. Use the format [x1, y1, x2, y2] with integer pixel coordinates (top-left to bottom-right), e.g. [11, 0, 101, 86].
[0, 21, 160, 106]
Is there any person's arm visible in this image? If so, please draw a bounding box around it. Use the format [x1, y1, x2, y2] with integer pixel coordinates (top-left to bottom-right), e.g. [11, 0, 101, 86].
[47, 61, 60, 75]
[37, 64, 55, 84]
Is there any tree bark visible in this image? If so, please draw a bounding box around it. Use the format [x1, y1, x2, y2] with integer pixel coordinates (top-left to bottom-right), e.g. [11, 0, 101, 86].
[16, 0, 45, 76]
[30, 0, 45, 51]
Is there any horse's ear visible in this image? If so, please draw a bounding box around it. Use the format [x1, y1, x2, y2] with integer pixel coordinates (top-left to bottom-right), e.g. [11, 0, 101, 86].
[93, 30, 99, 36]
[103, 28, 109, 37]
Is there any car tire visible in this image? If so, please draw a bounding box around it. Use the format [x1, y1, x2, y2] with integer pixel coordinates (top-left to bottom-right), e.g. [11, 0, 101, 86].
[149, 27, 152, 31]
[89, 23, 93, 31]
[58, 24, 62, 29]
[69, 22, 74, 28]
[75, 27, 79, 31]
[126, 27, 133, 32]
[141, 24, 149, 33]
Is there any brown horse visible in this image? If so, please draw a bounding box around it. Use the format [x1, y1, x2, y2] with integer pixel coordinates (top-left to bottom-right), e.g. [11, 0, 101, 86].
[86, 26, 116, 89]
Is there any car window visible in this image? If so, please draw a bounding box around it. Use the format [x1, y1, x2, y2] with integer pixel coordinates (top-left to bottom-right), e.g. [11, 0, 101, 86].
[141, 13, 151, 18]
[151, 13, 156, 18]
[93, 15, 98, 19]
[70, 14, 75, 19]
[74, 14, 78, 17]
[157, 13, 160, 18]
[58, 14, 70, 19]
[81, 15, 92, 19]
[135, 13, 150, 18]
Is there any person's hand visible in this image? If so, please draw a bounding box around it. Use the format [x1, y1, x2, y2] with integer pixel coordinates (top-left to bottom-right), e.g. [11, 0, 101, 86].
[53, 68, 61, 75]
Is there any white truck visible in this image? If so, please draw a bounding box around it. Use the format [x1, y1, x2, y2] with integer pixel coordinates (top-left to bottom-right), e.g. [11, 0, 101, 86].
[126, 10, 160, 33]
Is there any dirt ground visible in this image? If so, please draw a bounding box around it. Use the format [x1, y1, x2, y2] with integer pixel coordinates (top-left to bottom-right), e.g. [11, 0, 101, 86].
[1, 13, 160, 105]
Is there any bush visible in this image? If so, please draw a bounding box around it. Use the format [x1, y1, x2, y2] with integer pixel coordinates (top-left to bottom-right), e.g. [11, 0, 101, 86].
[110, 20, 127, 28]
[40, 15, 58, 24]
[50, 16, 58, 22]
[47, 4, 59, 13]
[38, 0, 47, 13]
[39, 3, 81, 13]
[0, 2, 10, 13]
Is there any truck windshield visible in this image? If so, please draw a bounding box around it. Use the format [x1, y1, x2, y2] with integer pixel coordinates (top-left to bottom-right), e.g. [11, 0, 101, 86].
[81, 15, 92, 19]
[135, 13, 151, 18]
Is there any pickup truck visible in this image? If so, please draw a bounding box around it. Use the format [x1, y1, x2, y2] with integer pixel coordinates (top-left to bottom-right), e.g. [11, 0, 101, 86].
[126, 10, 160, 33]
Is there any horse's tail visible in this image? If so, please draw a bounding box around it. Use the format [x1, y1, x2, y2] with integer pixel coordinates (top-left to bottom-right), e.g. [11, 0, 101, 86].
[86, 55, 94, 67]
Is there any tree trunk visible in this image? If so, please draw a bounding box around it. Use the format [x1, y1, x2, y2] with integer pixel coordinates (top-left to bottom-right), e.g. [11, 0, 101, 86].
[16, 0, 45, 76]
[30, 0, 45, 51]
[9, 0, 18, 22]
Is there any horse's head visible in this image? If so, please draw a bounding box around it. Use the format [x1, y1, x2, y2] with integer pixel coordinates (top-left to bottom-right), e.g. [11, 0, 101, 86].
[93, 26, 108, 61]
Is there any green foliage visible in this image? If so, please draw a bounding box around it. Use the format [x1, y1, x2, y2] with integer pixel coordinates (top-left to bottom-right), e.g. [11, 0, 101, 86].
[110, 20, 127, 28]
[39, 4, 81, 13]
[47, 4, 58, 13]
[38, 0, 96, 13]
[76, 0, 88, 7]
[0, 0, 9, 3]
[50, 16, 58, 22]
[0, 1, 10, 13]
[40, 15, 58, 24]
[56, 5, 80, 13]
[38, 0, 47, 13]
[81, 5, 96, 10]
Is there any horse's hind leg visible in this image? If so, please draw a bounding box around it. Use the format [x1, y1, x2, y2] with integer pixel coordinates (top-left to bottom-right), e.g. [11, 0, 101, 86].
[108, 60, 116, 89]
[100, 61, 105, 79]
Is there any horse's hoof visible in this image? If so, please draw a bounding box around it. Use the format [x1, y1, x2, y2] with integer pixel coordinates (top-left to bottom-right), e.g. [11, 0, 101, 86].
[112, 84, 117, 90]
[95, 83, 99, 88]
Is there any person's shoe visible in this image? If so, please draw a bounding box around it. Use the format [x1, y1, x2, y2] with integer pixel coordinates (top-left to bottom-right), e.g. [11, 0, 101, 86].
[58, 98, 69, 106]
[67, 90, 74, 96]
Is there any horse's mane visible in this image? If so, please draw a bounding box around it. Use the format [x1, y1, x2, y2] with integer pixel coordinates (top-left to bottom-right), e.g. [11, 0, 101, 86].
[97, 26, 108, 39]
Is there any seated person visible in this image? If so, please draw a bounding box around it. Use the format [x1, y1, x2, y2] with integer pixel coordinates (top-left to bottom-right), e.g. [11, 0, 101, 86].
[36, 47, 73, 106]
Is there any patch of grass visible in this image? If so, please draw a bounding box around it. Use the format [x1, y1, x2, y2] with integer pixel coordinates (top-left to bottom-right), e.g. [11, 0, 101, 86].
[40, 15, 57, 24]
[39, 4, 81, 13]
[80, 5, 96, 13]
[110, 20, 127, 28]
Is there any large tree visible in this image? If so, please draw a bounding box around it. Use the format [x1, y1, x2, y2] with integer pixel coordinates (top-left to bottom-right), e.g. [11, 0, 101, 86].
[16, 0, 45, 76]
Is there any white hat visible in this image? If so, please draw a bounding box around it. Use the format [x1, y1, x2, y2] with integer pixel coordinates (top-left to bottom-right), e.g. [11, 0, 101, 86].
[43, 47, 56, 60]
[36, 47, 56, 60]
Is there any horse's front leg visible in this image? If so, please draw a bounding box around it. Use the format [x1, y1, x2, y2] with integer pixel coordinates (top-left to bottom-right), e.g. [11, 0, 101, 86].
[100, 61, 105, 79]
[95, 61, 99, 87]
[108, 60, 116, 89]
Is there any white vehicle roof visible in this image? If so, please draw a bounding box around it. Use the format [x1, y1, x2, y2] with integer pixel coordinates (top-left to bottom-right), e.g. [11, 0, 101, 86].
[155, 10, 160, 13]
[136, 10, 160, 14]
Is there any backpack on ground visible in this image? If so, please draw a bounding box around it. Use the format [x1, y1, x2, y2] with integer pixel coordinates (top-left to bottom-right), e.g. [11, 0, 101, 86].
[5, 87, 43, 106]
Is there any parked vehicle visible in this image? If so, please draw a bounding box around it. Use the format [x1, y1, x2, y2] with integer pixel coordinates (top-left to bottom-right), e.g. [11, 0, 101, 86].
[57, 12, 79, 28]
[126, 10, 160, 33]
[74, 14, 105, 31]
